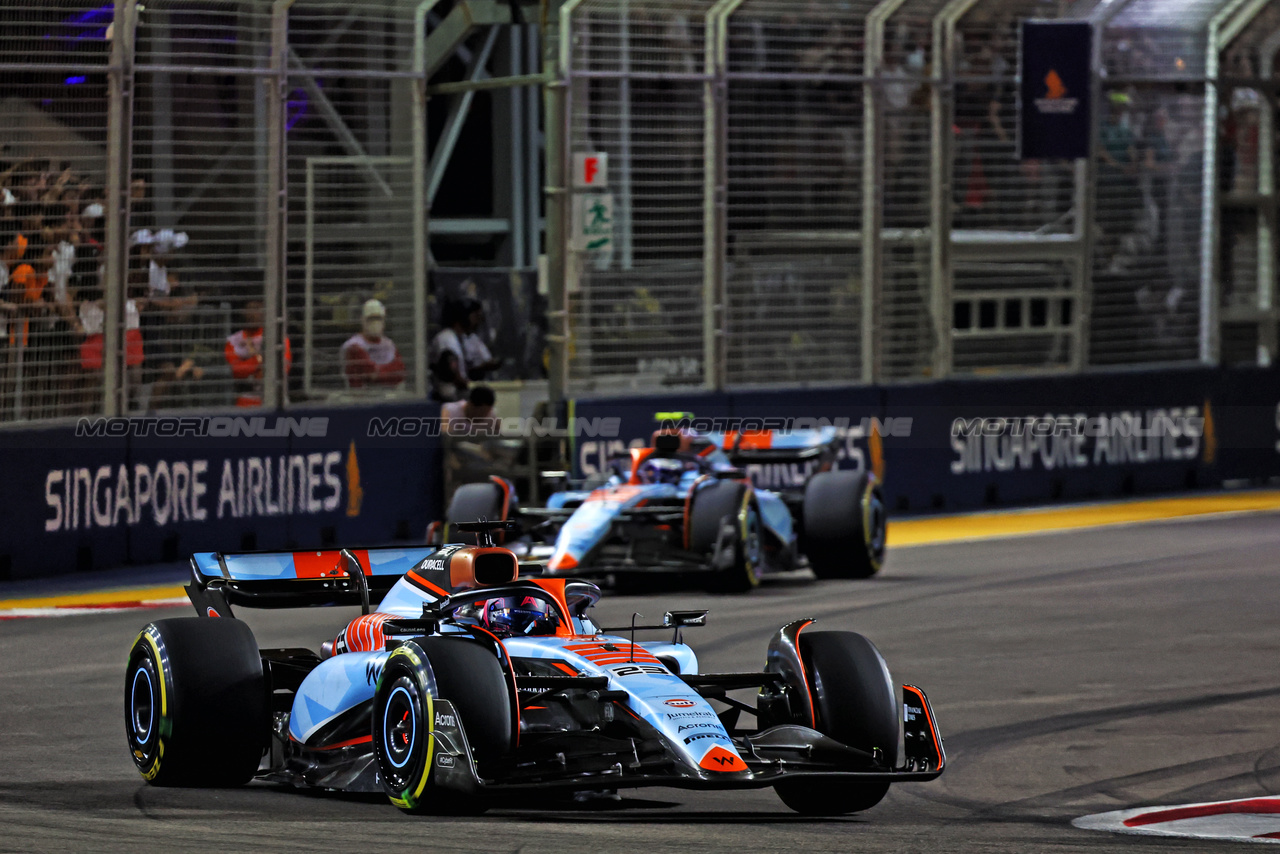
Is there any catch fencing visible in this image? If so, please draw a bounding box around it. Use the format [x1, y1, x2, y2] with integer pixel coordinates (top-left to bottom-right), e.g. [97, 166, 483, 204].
[0, 0, 549, 425]
[4, 0, 1279, 424]
[561, 0, 1278, 394]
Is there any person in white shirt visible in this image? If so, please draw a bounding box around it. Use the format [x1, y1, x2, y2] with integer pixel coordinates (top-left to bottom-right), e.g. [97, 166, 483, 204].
[460, 299, 502, 381]
[429, 298, 472, 401]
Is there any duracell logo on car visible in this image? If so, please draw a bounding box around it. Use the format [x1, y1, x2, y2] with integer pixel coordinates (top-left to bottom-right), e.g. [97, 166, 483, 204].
[416, 545, 518, 591]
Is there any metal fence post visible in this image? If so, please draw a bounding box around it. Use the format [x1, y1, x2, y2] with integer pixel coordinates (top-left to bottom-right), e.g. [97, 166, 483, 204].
[930, 2, 977, 381]
[864, 1, 909, 385]
[1200, 9, 1224, 366]
[413, 1, 446, 400]
[1076, 14, 1105, 373]
[547, 0, 577, 406]
[264, 0, 295, 409]
[704, 0, 738, 392]
[103, 0, 138, 417]
[1209, 0, 1273, 366]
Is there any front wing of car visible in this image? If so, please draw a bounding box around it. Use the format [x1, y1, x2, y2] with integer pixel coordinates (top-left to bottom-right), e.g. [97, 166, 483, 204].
[395, 678, 944, 797]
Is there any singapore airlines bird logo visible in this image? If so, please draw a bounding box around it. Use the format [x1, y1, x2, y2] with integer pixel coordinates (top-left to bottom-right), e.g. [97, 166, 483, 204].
[1044, 69, 1068, 100]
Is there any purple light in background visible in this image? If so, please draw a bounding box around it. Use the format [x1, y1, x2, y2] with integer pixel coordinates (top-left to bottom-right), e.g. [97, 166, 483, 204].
[48, 3, 114, 42]
[68, 4, 113, 25]
[65, 76, 87, 85]
[285, 87, 310, 131]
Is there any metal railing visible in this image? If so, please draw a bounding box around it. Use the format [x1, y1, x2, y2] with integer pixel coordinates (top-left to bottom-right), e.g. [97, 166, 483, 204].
[1, 0, 550, 425]
[560, 0, 1278, 395]
[3, 0, 1279, 424]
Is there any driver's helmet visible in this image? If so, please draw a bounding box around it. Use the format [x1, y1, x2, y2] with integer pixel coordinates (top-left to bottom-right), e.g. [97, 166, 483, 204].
[637, 456, 687, 486]
[482, 594, 560, 636]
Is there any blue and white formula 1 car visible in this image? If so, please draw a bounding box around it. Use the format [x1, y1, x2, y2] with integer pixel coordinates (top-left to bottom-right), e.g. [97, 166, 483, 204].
[437, 418, 887, 592]
[125, 523, 944, 815]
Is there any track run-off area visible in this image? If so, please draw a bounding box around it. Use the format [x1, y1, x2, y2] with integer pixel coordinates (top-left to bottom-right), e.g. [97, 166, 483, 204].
[2, 492, 1280, 852]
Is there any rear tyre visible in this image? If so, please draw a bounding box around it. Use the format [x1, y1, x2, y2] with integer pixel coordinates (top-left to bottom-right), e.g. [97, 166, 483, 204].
[802, 471, 886, 579]
[773, 631, 899, 815]
[445, 479, 510, 544]
[688, 480, 759, 594]
[373, 637, 511, 814]
[124, 618, 268, 787]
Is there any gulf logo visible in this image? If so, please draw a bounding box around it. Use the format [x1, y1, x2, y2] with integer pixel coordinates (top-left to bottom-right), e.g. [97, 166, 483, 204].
[665, 698, 697, 708]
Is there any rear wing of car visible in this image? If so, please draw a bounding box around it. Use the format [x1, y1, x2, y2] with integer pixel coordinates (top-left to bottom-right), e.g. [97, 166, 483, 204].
[705, 428, 840, 469]
[186, 547, 439, 616]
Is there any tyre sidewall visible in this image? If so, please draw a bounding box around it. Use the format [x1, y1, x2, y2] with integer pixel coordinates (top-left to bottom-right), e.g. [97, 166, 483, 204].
[373, 644, 437, 810]
[801, 631, 899, 767]
[125, 627, 169, 782]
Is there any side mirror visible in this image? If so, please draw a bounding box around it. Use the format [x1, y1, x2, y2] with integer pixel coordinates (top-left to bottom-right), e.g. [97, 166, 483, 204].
[664, 609, 708, 643]
[664, 610, 709, 628]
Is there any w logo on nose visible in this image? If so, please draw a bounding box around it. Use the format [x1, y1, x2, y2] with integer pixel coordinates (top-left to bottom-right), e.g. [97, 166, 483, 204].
[698, 744, 741, 772]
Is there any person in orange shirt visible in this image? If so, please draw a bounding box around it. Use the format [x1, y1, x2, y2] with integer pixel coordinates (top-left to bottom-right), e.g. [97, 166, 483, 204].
[225, 299, 292, 407]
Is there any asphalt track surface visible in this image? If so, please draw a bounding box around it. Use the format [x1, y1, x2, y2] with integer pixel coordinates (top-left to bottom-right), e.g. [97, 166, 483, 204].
[3, 511, 1280, 853]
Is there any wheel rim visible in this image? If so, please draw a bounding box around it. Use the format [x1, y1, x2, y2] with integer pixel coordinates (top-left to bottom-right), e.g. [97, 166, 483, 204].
[383, 684, 418, 771]
[130, 665, 154, 745]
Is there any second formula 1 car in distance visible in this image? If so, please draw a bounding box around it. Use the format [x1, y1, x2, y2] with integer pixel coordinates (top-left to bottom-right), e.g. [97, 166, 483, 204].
[125, 522, 944, 816]
[434, 417, 886, 592]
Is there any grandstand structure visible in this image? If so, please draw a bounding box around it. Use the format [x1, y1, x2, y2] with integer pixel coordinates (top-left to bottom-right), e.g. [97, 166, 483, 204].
[0, 0, 1276, 422]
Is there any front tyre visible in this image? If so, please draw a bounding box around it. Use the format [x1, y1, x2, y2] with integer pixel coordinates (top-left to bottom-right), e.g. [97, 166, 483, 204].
[124, 618, 268, 787]
[372, 638, 510, 815]
[773, 631, 900, 815]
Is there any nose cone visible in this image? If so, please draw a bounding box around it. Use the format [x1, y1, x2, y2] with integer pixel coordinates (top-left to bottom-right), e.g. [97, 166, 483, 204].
[697, 743, 748, 775]
[546, 550, 578, 573]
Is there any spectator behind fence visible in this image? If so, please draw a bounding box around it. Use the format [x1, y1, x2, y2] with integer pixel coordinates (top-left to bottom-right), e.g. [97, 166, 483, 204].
[429, 297, 473, 401]
[462, 299, 502, 382]
[441, 383, 496, 430]
[1098, 91, 1140, 270]
[77, 282, 145, 385]
[341, 298, 406, 389]
[225, 299, 292, 408]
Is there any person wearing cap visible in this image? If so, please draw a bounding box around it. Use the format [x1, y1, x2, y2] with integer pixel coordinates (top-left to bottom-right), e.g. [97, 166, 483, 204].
[341, 298, 405, 389]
